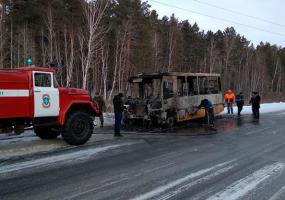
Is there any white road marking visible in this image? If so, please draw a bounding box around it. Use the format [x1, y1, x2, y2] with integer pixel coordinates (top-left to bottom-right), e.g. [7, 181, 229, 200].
[131, 160, 235, 200]
[157, 165, 235, 200]
[207, 162, 284, 200]
[0, 142, 137, 174]
[269, 185, 285, 200]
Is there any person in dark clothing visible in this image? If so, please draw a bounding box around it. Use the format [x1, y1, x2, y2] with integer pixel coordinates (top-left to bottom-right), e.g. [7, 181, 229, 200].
[196, 99, 215, 127]
[93, 92, 106, 127]
[249, 91, 261, 119]
[249, 93, 255, 115]
[236, 92, 244, 116]
[113, 93, 124, 137]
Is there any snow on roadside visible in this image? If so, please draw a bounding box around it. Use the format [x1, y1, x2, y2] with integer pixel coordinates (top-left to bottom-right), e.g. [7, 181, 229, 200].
[221, 102, 285, 115]
[0, 141, 139, 174]
[0, 130, 38, 145]
[94, 113, 115, 128]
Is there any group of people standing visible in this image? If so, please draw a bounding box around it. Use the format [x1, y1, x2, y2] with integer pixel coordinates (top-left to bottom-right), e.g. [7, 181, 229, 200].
[198, 89, 261, 129]
[224, 90, 244, 116]
[224, 90, 261, 119]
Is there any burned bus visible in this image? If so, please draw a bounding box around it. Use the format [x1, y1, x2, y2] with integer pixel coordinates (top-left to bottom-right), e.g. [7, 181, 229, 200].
[125, 72, 224, 128]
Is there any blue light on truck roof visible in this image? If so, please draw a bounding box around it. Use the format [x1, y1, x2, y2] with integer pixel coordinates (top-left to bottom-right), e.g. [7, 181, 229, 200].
[26, 58, 33, 65]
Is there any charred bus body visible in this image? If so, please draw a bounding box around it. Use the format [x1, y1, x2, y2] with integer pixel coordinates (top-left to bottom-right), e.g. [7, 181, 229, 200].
[125, 72, 224, 128]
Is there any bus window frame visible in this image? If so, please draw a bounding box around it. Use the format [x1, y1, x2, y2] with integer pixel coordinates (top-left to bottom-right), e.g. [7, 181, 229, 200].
[177, 76, 187, 97]
[162, 76, 176, 100]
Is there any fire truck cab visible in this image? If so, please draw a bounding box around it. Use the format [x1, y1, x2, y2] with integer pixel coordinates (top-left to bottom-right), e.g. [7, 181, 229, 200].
[0, 66, 100, 145]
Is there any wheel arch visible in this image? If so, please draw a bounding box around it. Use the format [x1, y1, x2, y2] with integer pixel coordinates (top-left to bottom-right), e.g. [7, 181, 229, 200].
[58, 102, 99, 125]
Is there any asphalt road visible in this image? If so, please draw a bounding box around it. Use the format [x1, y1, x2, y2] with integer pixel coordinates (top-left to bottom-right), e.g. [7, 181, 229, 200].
[1, 112, 285, 200]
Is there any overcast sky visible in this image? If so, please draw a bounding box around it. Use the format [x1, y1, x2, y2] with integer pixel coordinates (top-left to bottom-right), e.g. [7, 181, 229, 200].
[148, 0, 285, 47]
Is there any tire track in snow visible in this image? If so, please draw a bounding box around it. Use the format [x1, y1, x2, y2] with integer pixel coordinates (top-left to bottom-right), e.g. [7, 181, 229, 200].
[206, 162, 284, 200]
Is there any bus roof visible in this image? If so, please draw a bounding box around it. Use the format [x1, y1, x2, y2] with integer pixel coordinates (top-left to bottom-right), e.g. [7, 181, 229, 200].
[129, 72, 220, 82]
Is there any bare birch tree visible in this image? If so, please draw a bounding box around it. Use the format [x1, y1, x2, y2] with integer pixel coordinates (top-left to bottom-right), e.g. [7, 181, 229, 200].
[44, 3, 55, 63]
[153, 31, 160, 72]
[10, 19, 13, 69]
[41, 28, 48, 67]
[223, 36, 235, 89]
[65, 28, 75, 87]
[108, 36, 119, 102]
[270, 55, 280, 92]
[207, 38, 217, 73]
[167, 16, 178, 72]
[80, 0, 109, 90]
[101, 42, 109, 101]
[108, 21, 131, 101]
[0, 3, 6, 68]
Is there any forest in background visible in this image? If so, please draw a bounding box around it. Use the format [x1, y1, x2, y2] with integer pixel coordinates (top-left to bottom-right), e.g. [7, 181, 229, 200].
[0, 0, 285, 104]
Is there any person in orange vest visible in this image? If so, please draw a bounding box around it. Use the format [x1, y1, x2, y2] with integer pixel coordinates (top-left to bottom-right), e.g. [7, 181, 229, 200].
[224, 89, 235, 114]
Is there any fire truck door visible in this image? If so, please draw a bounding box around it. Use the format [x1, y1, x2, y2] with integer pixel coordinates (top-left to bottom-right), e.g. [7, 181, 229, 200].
[33, 72, 60, 117]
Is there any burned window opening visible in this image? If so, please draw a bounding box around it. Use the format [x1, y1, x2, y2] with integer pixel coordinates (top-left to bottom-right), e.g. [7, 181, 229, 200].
[163, 81, 174, 99]
[177, 77, 187, 97]
[188, 77, 198, 95]
[197, 76, 220, 95]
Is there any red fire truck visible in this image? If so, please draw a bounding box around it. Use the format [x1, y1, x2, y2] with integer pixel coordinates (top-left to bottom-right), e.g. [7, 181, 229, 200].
[0, 66, 100, 145]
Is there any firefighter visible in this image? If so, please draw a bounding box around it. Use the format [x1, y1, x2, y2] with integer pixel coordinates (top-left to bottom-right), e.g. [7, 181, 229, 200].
[236, 92, 244, 116]
[249, 91, 261, 119]
[113, 93, 124, 137]
[93, 92, 106, 127]
[224, 89, 235, 114]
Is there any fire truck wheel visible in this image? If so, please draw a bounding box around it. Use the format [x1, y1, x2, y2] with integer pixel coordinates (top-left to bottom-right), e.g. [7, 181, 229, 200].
[62, 111, 93, 145]
[34, 127, 60, 139]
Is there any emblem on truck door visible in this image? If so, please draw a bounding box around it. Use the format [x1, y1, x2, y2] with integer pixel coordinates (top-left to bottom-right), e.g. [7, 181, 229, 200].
[42, 94, 51, 108]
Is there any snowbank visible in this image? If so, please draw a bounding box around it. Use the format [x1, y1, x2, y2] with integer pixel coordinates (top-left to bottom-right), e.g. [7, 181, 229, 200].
[221, 102, 285, 115]
[93, 113, 115, 128]
[0, 130, 38, 145]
